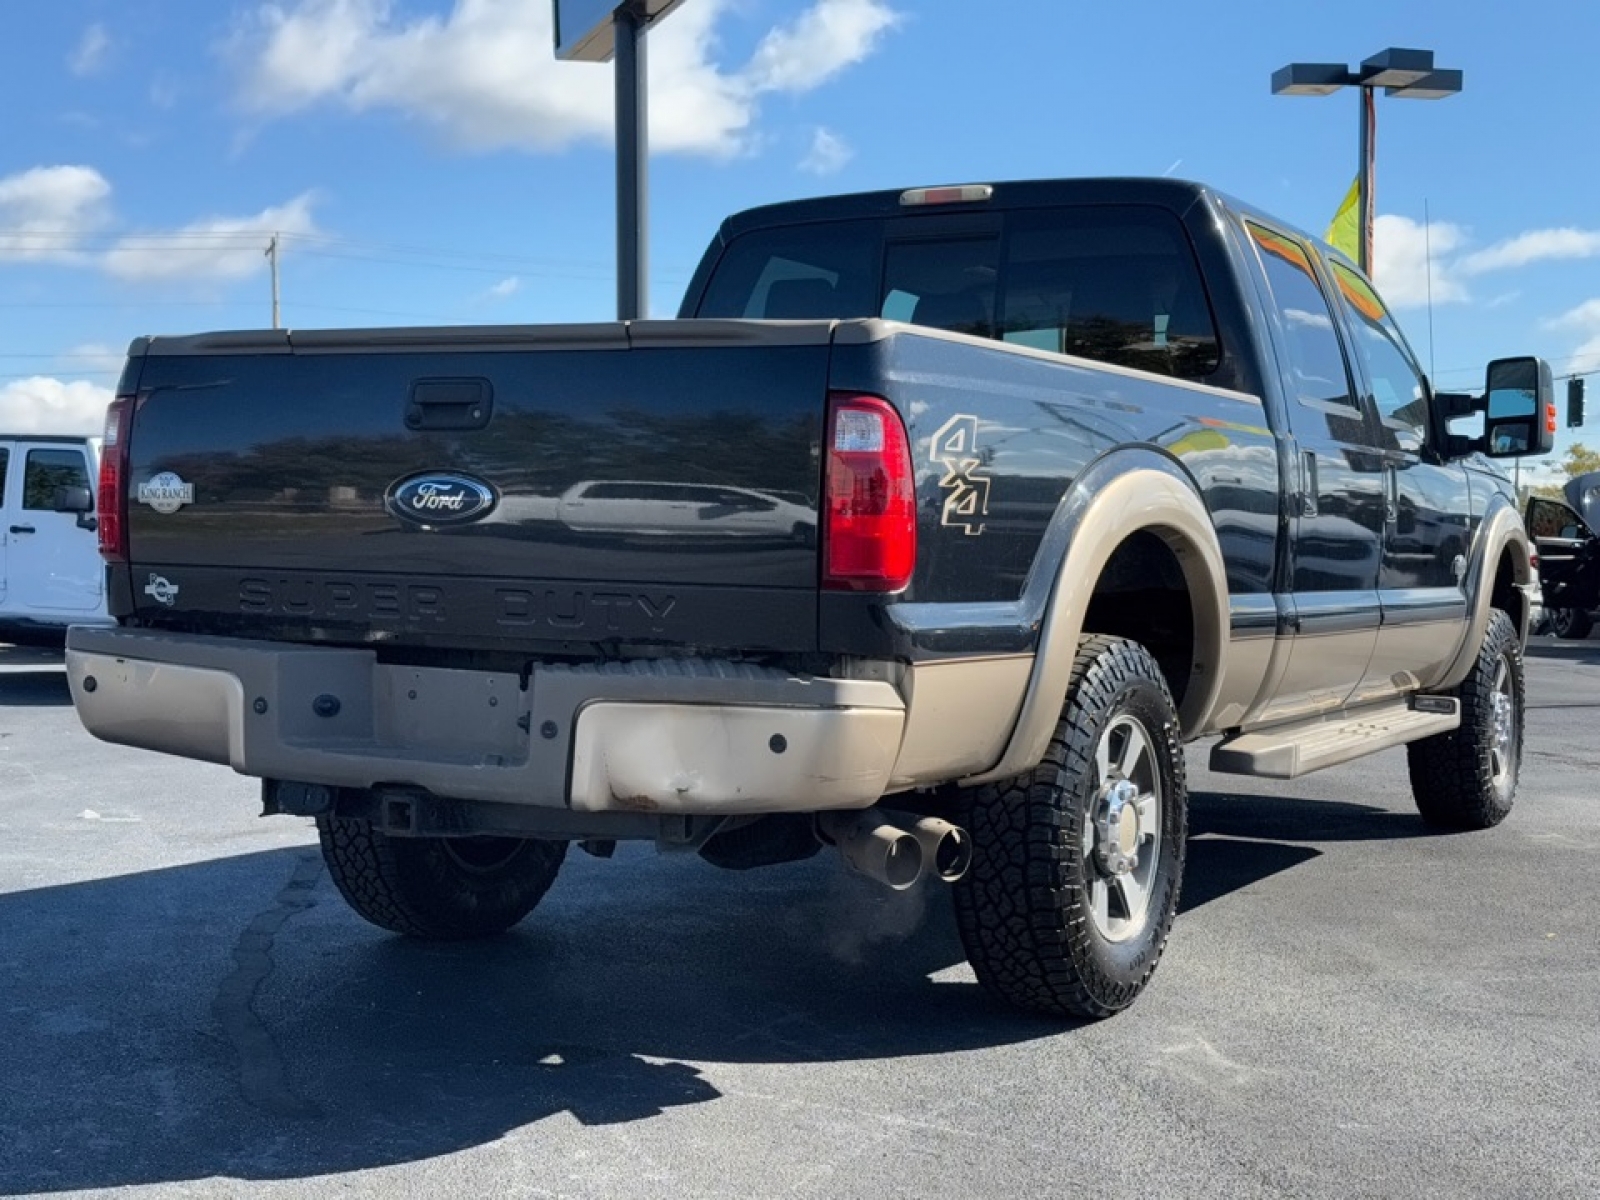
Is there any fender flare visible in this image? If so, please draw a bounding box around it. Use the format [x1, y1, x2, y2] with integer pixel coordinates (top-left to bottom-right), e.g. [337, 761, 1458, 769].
[961, 450, 1229, 786]
[1434, 498, 1533, 690]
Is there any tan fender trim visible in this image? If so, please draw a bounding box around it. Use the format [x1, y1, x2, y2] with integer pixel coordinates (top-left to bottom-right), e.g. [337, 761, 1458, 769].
[961, 453, 1229, 786]
[1432, 499, 1532, 691]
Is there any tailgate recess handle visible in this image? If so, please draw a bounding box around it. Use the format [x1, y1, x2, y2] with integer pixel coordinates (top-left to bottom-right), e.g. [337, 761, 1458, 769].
[406, 378, 493, 431]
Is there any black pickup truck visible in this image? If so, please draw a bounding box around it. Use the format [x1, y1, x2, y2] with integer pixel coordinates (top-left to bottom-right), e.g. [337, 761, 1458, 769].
[67, 178, 1555, 1019]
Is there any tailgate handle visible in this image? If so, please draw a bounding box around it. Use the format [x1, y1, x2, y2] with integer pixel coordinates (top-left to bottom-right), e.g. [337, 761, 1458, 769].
[405, 378, 493, 431]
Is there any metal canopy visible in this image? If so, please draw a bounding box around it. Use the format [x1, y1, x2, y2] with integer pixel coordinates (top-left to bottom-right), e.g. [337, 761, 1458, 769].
[554, 0, 685, 62]
[1270, 62, 1358, 97]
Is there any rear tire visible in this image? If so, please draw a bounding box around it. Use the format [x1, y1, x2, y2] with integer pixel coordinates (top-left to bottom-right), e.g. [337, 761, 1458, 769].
[317, 816, 567, 939]
[953, 635, 1187, 1019]
[1407, 609, 1524, 830]
[1549, 606, 1592, 640]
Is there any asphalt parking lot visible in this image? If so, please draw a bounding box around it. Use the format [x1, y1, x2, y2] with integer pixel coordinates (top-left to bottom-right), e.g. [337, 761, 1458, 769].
[2, 639, 1598, 1200]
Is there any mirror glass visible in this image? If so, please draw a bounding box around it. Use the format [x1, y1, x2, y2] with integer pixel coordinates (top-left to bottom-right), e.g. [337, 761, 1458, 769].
[1486, 359, 1538, 419]
[1489, 422, 1531, 455]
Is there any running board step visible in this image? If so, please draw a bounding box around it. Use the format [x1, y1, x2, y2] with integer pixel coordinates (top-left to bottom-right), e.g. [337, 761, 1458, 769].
[1209, 697, 1460, 779]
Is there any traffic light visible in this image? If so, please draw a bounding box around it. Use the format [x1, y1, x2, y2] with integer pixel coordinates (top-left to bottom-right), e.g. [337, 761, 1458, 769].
[1569, 377, 1586, 428]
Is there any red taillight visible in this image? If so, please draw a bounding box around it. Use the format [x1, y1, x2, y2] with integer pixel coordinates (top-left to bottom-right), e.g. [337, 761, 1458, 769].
[823, 393, 916, 591]
[97, 396, 133, 563]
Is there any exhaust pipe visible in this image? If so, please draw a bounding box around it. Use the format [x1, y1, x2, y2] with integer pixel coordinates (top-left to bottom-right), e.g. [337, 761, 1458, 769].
[889, 815, 972, 883]
[817, 811, 924, 891]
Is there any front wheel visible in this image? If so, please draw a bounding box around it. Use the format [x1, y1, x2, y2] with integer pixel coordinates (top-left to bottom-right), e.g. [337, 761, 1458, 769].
[1549, 606, 1593, 640]
[1407, 609, 1524, 830]
[953, 635, 1188, 1019]
[317, 816, 567, 939]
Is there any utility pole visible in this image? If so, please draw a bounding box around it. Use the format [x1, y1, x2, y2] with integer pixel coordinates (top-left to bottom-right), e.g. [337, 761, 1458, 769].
[265, 233, 281, 329]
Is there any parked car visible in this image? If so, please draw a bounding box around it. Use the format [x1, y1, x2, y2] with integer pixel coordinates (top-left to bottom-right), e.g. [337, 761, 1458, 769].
[1525, 470, 1600, 638]
[0, 434, 113, 645]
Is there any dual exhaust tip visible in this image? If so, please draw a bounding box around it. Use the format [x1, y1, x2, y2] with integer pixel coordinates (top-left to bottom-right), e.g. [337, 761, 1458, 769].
[817, 810, 972, 891]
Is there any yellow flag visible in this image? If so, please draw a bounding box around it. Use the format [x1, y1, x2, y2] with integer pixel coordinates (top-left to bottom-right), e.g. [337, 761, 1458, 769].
[1326, 176, 1360, 261]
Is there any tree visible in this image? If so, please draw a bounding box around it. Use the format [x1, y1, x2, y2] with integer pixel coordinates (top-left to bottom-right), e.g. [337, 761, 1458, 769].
[1525, 442, 1600, 502]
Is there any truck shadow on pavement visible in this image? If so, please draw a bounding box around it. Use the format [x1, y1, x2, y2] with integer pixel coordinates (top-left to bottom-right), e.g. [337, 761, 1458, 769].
[1181, 789, 1430, 911]
[0, 789, 1424, 1193]
[0, 649, 70, 707]
[1524, 638, 1600, 667]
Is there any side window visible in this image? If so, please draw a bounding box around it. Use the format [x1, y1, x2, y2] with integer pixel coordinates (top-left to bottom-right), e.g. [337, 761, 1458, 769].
[24, 448, 89, 511]
[1329, 263, 1429, 452]
[1246, 222, 1357, 411]
[1527, 497, 1583, 541]
[0, 447, 9, 505]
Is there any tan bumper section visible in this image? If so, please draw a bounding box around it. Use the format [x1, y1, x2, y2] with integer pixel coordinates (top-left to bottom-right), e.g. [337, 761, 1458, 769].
[64, 628, 906, 815]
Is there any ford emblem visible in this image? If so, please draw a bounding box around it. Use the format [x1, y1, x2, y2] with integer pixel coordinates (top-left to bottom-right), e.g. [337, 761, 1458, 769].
[385, 472, 498, 527]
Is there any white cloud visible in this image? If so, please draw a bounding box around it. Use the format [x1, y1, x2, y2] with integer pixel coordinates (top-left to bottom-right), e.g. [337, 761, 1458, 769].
[0, 378, 114, 435]
[1459, 229, 1600, 276]
[102, 193, 321, 282]
[1550, 299, 1600, 332]
[801, 127, 851, 175]
[1371, 213, 1469, 309]
[64, 343, 128, 378]
[229, 0, 899, 157]
[744, 0, 901, 93]
[0, 165, 112, 263]
[1371, 218, 1600, 310]
[1548, 299, 1600, 378]
[486, 275, 520, 298]
[0, 165, 320, 284]
[150, 77, 180, 109]
[69, 23, 112, 77]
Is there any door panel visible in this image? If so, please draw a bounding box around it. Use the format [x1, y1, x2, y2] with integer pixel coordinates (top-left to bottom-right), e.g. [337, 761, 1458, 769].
[10, 445, 102, 613]
[1241, 222, 1383, 724]
[1327, 261, 1471, 697]
[1527, 495, 1594, 607]
[0, 444, 11, 607]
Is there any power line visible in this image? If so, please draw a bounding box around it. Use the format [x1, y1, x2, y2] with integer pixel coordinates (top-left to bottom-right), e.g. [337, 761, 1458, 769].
[0, 227, 698, 276]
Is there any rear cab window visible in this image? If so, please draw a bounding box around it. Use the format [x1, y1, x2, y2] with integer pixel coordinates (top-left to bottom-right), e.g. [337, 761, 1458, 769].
[695, 206, 1222, 383]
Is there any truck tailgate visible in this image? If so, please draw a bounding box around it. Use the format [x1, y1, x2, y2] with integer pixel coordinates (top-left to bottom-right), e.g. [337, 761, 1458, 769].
[118, 321, 828, 653]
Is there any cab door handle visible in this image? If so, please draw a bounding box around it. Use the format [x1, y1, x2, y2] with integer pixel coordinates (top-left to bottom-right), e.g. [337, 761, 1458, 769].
[9, 524, 35, 534]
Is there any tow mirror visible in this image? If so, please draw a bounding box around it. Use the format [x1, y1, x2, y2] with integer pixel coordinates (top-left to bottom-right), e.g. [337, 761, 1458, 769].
[1482, 356, 1555, 459]
[53, 485, 93, 514]
[53, 484, 98, 531]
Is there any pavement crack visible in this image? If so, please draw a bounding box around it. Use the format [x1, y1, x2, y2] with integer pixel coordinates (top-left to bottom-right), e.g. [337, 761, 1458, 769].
[211, 852, 324, 1119]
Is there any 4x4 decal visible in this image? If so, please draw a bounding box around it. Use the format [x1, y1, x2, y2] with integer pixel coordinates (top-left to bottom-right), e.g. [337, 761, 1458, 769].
[930, 414, 990, 535]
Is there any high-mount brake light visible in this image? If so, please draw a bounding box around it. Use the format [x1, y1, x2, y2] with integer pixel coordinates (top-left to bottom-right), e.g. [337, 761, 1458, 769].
[898, 184, 994, 207]
[823, 393, 916, 592]
[98, 396, 133, 563]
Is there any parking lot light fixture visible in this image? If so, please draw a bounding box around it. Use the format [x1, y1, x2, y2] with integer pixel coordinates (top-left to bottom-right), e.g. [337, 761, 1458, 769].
[1271, 47, 1464, 275]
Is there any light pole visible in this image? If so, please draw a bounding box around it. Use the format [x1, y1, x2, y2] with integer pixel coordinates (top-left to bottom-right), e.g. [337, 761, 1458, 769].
[553, 0, 687, 320]
[1271, 48, 1463, 276]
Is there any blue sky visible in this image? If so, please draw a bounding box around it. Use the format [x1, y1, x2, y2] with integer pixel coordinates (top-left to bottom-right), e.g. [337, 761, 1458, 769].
[3, 0, 1598, 471]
